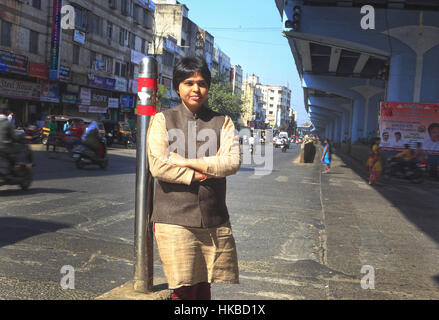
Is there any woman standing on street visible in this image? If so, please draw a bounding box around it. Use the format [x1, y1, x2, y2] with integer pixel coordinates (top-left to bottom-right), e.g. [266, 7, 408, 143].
[321, 139, 331, 173]
[147, 56, 241, 300]
[368, 137, 382, 185]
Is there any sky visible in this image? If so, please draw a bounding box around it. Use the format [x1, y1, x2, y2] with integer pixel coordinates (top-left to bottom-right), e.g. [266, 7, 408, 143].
[178, 0, 310, 125]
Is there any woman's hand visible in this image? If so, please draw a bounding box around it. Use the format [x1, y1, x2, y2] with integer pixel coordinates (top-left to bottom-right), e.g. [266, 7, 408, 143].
[168, 152, 188, 167]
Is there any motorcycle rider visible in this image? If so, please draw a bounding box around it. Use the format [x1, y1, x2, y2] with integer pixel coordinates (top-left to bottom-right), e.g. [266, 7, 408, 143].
[248, 134, 255, 154]
[81, 121, 103, 158]
[393, 144, 413, 175]
[0, 105, 33, 170]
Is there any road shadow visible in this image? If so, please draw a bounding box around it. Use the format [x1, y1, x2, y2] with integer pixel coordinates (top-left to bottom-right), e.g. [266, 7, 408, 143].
[0, 187, 76, 197]
[0, 217, 70, 248]
[30, 149, 136, 182]
[335, 150, 439, 247]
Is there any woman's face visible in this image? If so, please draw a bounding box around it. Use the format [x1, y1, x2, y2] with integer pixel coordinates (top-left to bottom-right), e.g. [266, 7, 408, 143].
[178, 72, 209, 110]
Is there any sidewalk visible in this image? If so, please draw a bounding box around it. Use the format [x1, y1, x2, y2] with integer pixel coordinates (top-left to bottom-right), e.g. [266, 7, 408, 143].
[319, 151, 439, 299]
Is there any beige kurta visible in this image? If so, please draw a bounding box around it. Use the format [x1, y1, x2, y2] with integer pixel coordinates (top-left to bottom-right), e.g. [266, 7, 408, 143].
[147, 109, 241, 289]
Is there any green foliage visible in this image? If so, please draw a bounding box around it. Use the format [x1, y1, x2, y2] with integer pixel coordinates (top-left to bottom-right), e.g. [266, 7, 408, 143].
[208, 71, 243, 121]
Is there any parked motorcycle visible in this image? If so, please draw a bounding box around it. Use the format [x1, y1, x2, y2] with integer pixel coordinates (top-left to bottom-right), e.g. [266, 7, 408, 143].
[382, 157, 426, 183]
[23, 125, 42, 144]
[72, 140, 108, 169]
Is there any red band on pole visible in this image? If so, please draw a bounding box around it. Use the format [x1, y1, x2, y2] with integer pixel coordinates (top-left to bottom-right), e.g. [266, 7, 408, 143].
[137, 105, 157, 116]
[138, 77, 157, 90]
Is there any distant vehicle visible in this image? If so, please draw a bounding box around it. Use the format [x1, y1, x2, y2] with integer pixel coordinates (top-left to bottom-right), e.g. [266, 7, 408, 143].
[279, 131, 289, 139]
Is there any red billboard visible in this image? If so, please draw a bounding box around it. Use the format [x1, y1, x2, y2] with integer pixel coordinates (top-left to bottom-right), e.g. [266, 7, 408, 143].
[380, 101, 439, 154]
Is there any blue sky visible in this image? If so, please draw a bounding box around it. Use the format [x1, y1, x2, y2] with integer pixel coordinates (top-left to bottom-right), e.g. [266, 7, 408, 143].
[179, 0, 309, 125]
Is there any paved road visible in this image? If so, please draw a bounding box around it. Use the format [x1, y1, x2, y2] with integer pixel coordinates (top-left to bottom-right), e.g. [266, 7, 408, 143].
[0, 143, 438, 299]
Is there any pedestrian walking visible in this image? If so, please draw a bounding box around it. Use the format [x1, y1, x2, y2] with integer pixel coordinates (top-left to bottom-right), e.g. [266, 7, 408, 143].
[368, 137, 382, 185]
[147, 56, 241, 300]
[46, 116, 58, 152]
[321, 139, 331, 173]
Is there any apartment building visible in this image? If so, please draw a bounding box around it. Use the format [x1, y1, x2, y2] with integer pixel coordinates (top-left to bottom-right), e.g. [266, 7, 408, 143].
[153, 0, 215, 108]
[0, 0, 154, 124]
[242, 75, 265, 128]
[257, 84, 291, 128]
[230, 65, 243, 96]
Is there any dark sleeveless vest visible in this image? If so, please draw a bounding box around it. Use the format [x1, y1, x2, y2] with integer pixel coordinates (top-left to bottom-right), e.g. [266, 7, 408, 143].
[151, 104, 229, 228]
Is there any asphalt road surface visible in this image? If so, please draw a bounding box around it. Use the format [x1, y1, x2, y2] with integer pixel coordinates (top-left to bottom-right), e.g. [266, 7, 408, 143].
[1, 143, 438, 300]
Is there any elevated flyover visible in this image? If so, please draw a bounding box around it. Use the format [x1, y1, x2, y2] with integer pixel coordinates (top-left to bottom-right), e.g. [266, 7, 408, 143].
[275, 0, 439, 144]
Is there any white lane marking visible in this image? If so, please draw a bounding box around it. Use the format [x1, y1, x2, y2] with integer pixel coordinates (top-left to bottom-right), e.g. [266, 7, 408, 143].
[275, 176, 288, 182]
[236, 291, 303, 300]
[239, 275, 304, 287]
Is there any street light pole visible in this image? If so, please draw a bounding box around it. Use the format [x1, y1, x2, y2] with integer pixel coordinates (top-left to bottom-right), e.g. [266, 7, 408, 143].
[133, 56, 158, 293]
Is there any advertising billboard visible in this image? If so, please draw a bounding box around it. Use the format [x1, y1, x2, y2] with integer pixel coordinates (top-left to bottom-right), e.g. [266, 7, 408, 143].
[380, 101, 439, 154]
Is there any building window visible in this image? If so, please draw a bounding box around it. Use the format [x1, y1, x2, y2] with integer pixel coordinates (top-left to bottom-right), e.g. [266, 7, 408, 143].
[121, 63, 127, 77]
[89, 14, 102, 36]
[32, 0, 41, 9]
[74, 6, 87, 31]
[121, 0, 128, 15]
[103, 55, 113, 73]
[163, 51, 174, 67]
[128, 32, 135, 49]
[119, 27, 126, 46]
[0, 20, 12, 47]
[106, 21, 113, 40]
[72, 44, 80, 65]
[90, 51, 96, 69]
[109, 0, 116, 9]
[29, 30, 38, 54]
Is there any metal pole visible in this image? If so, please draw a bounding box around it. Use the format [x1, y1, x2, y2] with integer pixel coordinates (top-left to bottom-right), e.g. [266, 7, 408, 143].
[133, 56, 158, 293]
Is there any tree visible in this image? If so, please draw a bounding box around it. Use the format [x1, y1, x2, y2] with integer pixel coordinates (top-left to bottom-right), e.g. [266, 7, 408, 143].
[208, 72, 243, 121]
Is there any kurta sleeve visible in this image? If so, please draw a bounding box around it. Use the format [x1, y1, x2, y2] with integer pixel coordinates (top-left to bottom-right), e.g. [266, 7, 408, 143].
[147, 112, 194, 185]
[202, 115, 241, 177]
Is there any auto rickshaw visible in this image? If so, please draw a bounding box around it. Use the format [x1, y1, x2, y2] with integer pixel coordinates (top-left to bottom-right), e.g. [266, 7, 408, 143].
[118, 122, 135, 149]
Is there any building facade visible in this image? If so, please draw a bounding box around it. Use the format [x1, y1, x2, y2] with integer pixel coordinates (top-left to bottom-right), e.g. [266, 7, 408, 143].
[257, 84, 291, 128]
[230, 64, 243, 96]
[242, 75, 265, 128]
[0, 0, 155, 125]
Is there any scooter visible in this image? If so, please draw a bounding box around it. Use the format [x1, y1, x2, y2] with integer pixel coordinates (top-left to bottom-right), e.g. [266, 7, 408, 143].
[281, 142, 289, 153]
[0, 144, 34, 190]
[383, 157, 426, 183]
[23, 125, 42, 144]
[72, 140, 108, 169]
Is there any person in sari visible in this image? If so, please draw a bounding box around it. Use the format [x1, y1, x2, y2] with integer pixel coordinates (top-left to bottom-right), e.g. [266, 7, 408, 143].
[321, 139, 331, 173]
[368, 137, 382, 185]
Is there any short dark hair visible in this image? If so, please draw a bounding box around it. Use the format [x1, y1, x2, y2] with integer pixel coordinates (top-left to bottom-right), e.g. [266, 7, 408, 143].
[428, 123, 439, 134]
[172, 56, 211, 93]
[395, 132, 401, 136]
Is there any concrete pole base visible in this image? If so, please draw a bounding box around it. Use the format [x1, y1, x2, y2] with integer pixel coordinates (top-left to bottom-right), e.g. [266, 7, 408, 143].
[95, 279, 172, 300]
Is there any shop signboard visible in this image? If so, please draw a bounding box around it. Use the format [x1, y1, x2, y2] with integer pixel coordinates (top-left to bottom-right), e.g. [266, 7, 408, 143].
[29, 62, 48, 79]
[114, 76, 127, 92]
[89, 74, 116, 91]
[380, 101, 439, 154]
[78, 105, 89, 113]
[128, 80, 138, 94]
[62, 94, 77, 104]
[59, 65, 71, 82]
[120, 95, 134, 108]
[0, 50, 28, 75]
[88, 106, 107, 113]
[108, 97, 119, 109]
[0, 77, 40, 100]
[40, 80, 60, 103]
[73, 30, 85, 44]
[131, 49, 146, 65]
[90, 89, 110, 107]
[80, 87, 91, 105]
[49, 0, 62, 79]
